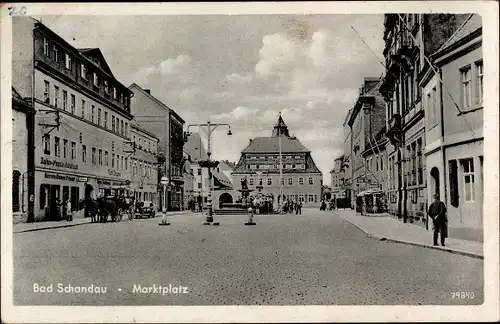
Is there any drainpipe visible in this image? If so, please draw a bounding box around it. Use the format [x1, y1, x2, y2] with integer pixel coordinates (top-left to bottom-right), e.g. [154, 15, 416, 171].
[438, 67, 447, 204]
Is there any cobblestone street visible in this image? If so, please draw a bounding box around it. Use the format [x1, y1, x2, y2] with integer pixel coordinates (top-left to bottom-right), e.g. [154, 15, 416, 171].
[13, 209, 483, 306]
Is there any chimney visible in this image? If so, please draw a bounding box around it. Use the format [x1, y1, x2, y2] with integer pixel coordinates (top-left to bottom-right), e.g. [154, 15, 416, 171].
[144, 89, 151, 95]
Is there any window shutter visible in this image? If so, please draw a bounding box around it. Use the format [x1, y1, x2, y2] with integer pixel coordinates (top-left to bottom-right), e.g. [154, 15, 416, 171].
[449, 160, 459, 207]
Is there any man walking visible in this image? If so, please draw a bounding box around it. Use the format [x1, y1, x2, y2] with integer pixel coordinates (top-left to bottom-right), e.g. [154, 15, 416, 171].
[427, 193, 447, 246]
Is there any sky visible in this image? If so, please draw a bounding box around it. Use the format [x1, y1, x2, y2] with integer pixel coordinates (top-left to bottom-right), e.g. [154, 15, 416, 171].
[41, 14, 385, 186]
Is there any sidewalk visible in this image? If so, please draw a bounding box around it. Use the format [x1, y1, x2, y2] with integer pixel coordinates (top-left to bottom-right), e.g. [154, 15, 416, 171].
[14, 210, 197, 233]
[337, 210, 483, 259]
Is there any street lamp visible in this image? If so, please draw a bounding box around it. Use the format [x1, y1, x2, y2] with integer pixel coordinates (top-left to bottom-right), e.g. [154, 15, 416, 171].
[186, 121, 232, 225]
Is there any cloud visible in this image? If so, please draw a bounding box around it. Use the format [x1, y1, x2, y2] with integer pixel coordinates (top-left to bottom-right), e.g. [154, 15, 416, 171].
[226, 73, 253, 84]
[212, 106, 259, 121]
[159, 54, 192, 75]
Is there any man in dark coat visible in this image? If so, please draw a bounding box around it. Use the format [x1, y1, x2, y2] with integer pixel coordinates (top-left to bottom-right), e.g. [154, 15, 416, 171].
[427, 193, 448, 246]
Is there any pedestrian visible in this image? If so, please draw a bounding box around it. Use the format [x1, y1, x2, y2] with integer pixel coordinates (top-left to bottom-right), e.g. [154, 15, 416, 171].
[427, 193, 448, 246]
[298, 200, 302, 215]
[66, 199, 73, 221]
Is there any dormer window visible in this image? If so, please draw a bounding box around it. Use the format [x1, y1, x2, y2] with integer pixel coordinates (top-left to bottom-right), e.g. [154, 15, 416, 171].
[113, 87, 117, 99]
[81, 64, 87, 80]
[93, 73, 99, 87]
[43, 38, 50, 56]
[65, 54, 72, 70]
[104, 80, 109, 94]
[53, 46, 59, 63]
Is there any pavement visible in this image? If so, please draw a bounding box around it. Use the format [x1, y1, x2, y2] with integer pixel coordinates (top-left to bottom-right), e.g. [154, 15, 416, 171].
[337, 209, 483, 259]
[13, 210, 195, 233]
[13, 209, 483, 306]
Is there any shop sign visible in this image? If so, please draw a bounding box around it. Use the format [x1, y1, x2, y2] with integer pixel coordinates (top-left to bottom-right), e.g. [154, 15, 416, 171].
[78, 177, 88, 182]
[108, 169, 121, 177]
[40, 157, 78, 170]
[44, 172, 76, 182]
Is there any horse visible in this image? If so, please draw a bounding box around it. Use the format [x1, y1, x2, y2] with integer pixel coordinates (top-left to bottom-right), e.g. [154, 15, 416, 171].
[96, 197, 119, 222]
[83, 198, 99, 223]
[116, 195, 135, 220]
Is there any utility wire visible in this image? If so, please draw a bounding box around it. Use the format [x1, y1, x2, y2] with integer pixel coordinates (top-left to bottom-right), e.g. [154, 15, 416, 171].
[351, 25, 386, 69]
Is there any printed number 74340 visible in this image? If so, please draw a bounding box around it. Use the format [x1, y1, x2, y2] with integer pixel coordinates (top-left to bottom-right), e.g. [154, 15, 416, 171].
[451, 292, 475, 299]
[8, 6, 28, 16]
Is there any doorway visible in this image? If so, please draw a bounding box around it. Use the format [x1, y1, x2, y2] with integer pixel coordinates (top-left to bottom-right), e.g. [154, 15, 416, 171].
[49, 185, 61, 221]
[430, 167, 440, 197]
[219, 192, 233, 208]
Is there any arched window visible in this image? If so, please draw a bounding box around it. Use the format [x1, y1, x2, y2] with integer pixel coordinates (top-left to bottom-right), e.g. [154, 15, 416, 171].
[12, 170, 21, 212]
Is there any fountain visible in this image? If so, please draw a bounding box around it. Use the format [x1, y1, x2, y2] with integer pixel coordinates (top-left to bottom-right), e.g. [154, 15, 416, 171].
[218, 178, 254, 213]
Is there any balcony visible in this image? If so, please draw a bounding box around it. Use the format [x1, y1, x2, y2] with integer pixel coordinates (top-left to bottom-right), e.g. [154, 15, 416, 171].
[386, 114, 402, 146]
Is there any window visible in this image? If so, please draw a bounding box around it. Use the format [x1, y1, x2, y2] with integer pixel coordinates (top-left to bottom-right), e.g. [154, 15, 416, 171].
[288, 177, 293, 185]
[98, 108, 102, 126]
[117, 155, 120, 170]
[91, 147, 96, 165]
[249, 178, 254, 186]
[54, 86, 59, 107]
[308, 177, 314, 185]
[449, 160, 459, 207]
[113, 87, 117, 99]
[376, 155, 379, 172]
[82, 145, 87, 162]
[52, 46, 59, 62]
[461, 158, 475, 202]
[63, 139, 68, 158]
[104, 80, 109, 94]
[112, 116, 115, 132]
[299, 177, 304, 185]
[308, 194, 314, 203]
[93, 73, 99, 87]
[461, 66, 472, 108]
[54, 137, 60, 157]
[43, 134, 50, 155]
[121, 120, 124, 135]
[98, 149, 103, 165]
[116, 118, 120, 134]
[70, 94, 75, 114]
[125, 157, 128, 170]
[81, 64, 87, 80]
[197, 169, 202, 176]
[267, 178, 272, 186]
[81, 100, 86, 119]
[62, 90, 68, 110]
[380, 156, 384, 171]
[71, 141, 76, 159]
[432, 87, 438, 125]
[104, 111, 108, 129]
[64, 53, 72, 70]
[476, 61, 483, 104]
[91, 105, 95, 123]
[43, 38, 49, 56]
[281, 178, 285, 185]
[104, 151, 109, 166]
[125, 123, 128, 137]
[259, 178, 263, 186]
[112, 154, 115, 168]
[44, 80, 50, 103]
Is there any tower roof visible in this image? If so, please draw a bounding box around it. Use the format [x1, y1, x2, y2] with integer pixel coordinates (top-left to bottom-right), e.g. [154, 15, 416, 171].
[272, 112, 290, 137]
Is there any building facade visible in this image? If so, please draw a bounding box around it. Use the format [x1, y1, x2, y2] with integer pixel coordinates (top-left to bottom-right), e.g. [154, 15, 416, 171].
[128, 84, 185, 211]
[184, 132, 209, 204]
[330, 155, 346, 199]
[12, 87, 35, 223]
[232, 115, 323, 207]
[361, 128, 389, 195]
[347, 77, 386, 201]
[13, 17, 134, 221]
[421, 14, 483, 230]
[342, 110, 354, 207]
[380, 14, 470, 224]
[129, 122, 159, 206]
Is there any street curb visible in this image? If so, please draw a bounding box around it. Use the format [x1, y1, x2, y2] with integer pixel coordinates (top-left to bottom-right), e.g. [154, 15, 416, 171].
[341, 216, 484, 260]
[14, 221, 92, 233]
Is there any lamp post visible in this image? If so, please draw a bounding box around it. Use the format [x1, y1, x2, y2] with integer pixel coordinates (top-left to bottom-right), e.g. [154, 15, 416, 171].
[186, 121, 232, 225]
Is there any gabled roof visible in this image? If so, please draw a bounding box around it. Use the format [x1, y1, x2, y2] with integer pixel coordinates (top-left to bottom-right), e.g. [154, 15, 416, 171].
[231, 152, 322, 175]
[435, 14, 482, 54]
[242, 136, 310, 154]
[129, 83, 185, 124]
[78, 48, 114, 77]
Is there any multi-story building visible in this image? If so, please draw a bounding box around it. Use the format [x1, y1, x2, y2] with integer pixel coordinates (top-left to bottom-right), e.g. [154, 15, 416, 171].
[184, 132, 209, 204]
[342, 109, 354, 207]
[129, 122, 159, 206]
[128, 84, 185, 211]
[182, 151, 195, 210]
[12, 87, 35, 223]
[330, 155, 346, 200]
[232, 114, 323, 207]
[421, 14, 483, 231]
[347, 77, 386, 201]
[13, 17, 134, 221]
[380, 14, 470, 224]
[360, 127, 389, 194]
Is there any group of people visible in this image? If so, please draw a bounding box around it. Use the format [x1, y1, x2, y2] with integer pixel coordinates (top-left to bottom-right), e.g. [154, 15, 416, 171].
[281, 198, 302, 214]
[249, 194, 274, 214]
[188, 195, 204, 212]
[48, 198, 73, 222]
